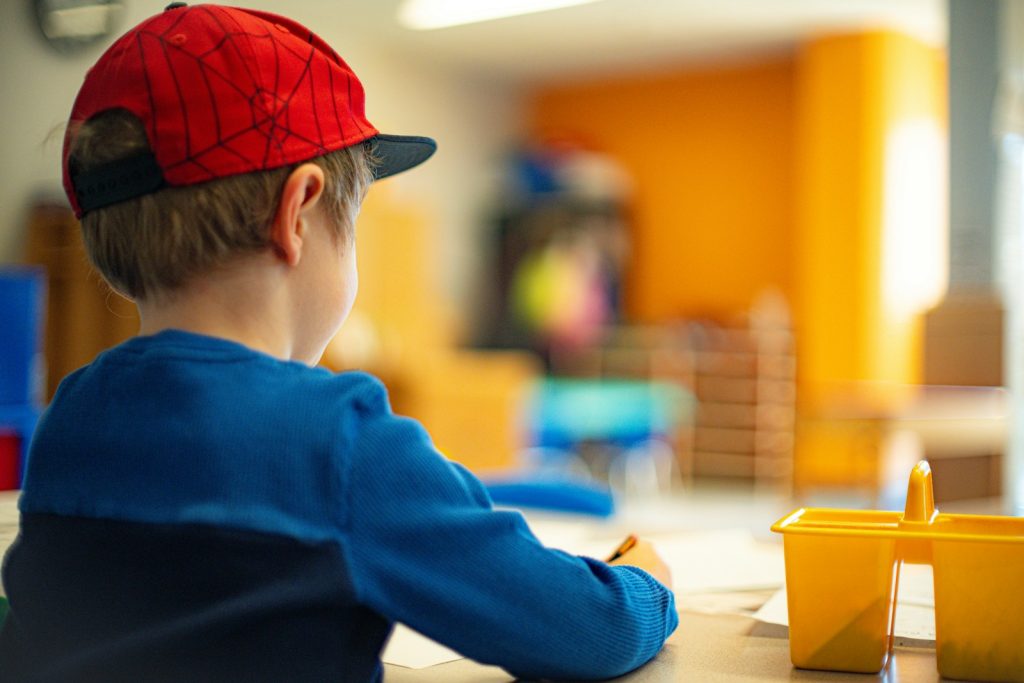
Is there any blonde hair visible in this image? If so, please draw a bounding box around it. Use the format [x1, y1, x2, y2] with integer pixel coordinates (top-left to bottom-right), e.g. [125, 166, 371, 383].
[67, 109, 375, 302]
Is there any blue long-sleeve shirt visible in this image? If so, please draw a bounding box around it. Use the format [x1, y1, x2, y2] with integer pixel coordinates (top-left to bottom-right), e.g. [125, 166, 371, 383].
[0, 330, 677, 682]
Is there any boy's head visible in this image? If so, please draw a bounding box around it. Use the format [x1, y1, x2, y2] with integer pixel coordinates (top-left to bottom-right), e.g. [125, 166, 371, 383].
[62, 3, 435, 305]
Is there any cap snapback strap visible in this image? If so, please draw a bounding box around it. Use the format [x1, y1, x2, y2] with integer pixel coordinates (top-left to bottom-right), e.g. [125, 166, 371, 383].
[72, 153, 166, 215]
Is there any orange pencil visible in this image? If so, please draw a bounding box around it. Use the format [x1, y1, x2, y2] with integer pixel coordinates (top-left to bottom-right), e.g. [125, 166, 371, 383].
[606, 534, 638, 562]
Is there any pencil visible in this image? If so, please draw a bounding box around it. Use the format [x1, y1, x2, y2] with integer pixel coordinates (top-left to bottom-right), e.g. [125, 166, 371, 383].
[606, 534, 638, 562]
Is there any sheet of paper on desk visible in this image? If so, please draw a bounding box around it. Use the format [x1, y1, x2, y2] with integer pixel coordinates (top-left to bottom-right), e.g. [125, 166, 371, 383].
[891, 563, 936, 607]
[529, 520, 786, 595]
[752, 564, 936, 646]
[653, 530, 785, 594]
[522, 515, 614, 551]
[381, 624, 463, 669]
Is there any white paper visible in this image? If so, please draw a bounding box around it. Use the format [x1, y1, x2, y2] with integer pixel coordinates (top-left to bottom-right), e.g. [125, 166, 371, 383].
[750, 588, 789, 629]
[681, 590, 776, 616]
[542, 527, 786, 595]
[894, 563, 935, 607]
[891, 604, 938, 646]
[530, 512, 789, 593]
[381, 623, 463, 669]
[753, 575, 937, 646]
[653, 530, 786, 594]
[523, 514, 611, 551]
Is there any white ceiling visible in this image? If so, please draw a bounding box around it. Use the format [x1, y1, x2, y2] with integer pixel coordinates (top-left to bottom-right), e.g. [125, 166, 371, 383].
[311, 0, 946, 84]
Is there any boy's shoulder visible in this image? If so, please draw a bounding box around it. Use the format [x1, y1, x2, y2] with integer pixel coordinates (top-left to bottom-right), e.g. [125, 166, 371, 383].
[37, 329, 398, 475]
[22, 332, 398, 541]
[69, 330, 388, 400]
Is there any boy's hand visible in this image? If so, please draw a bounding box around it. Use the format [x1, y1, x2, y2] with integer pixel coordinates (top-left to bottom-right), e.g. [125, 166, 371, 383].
[608, 537, 673, 590]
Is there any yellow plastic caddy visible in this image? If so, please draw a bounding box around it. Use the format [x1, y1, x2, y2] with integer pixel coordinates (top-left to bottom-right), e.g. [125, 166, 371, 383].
[772, 461, 1024, 682]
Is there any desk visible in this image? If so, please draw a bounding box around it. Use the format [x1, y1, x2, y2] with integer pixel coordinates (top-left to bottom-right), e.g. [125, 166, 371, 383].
[797, 385, 1007, 505]
[0, 492, 943, 681]
[0, 491, 16, 596]
[386, 611, 940, 682]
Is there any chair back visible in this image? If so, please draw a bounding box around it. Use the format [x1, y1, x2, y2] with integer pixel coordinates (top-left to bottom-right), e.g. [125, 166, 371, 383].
[0, 268, 47, 408]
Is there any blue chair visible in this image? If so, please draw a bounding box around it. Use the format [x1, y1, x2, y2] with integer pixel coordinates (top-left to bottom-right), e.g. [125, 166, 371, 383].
[524, 378, 693, 497]
[482, 378, 692, 515]
[528, 378, 688, 450]
[0, 267, 47, 487]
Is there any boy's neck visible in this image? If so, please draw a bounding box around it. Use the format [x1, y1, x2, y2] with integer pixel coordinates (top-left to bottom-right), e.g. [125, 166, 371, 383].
[136, 258, 305, 363]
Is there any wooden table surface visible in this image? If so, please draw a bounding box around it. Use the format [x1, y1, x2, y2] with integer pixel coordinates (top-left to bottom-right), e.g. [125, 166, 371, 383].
[385, 609, 942, 682]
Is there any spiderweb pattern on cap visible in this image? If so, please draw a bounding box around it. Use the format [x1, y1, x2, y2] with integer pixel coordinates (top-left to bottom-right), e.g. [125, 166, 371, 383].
[64, 3, 378, 202]
[137, 5, 371, 182]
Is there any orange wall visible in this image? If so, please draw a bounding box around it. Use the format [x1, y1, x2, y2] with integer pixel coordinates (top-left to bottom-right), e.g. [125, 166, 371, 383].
[529, 58, 797, 323]
[526, 33, 947, 488]
[529, 34, 945, 407]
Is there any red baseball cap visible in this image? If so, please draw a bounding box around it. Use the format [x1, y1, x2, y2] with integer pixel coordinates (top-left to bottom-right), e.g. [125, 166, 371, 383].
[63, 2, 436, 218]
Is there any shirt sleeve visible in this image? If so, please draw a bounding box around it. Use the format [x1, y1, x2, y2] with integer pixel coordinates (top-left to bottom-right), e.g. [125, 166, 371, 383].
[339, 380, 678, 681]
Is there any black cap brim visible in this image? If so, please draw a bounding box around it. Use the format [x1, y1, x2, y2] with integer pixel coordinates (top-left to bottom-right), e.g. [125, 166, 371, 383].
[368, 134, 437, 180]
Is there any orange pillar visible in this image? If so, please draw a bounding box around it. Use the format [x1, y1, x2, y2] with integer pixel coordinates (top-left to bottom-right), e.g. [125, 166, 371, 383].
[794, 31, 947, 410]
[794, 32, 947, 486]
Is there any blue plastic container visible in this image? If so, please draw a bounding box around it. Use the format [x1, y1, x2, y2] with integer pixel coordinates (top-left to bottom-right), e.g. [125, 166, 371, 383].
[0, 267, 47, 407]
[483, 476, 616, 517]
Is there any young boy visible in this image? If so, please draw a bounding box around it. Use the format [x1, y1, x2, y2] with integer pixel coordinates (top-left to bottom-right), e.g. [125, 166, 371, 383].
[0, 4, 677, 681]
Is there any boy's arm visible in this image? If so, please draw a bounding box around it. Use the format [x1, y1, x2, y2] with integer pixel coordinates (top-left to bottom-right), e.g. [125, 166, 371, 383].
[340, 390, 678, 681]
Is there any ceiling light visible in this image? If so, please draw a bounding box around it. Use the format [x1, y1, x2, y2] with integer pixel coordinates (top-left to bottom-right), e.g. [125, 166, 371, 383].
[397, 0, 601, 31]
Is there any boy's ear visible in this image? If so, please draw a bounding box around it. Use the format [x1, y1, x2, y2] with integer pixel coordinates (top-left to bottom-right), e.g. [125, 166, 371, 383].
[270, 163, 326, 267]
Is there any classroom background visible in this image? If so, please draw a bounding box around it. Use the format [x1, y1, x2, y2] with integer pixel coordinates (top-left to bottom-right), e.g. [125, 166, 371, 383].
[1, 0, 1023, 520]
